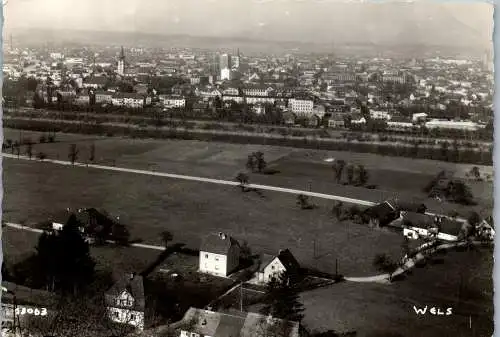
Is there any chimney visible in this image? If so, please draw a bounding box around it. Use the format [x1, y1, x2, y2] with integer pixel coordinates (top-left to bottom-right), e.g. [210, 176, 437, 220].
[219, 232, 227, 240]
[130, 272, 136, 280]
[66, 207, 70, 212]
[278, 249, 284, 255]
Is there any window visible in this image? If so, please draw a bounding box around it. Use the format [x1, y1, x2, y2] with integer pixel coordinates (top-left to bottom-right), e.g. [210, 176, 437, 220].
[271, 266, 275, 270]
[215, 257, 219, 261]
[130, 314, 135, 320]
[113, 311, 119, 318]
[205, 254, 208, 259]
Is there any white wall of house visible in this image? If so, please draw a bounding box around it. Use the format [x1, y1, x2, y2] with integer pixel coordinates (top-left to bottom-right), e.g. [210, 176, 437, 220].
[199, 246, 239, 277]
[436, 233, 458, 242]
[262, 258, 286, 283]
[107, 307, 144, 330]
[199, 252, 228, 276]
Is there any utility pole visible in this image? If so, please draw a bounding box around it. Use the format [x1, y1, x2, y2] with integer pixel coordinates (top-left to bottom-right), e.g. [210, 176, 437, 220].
[335, 258, 338, 276]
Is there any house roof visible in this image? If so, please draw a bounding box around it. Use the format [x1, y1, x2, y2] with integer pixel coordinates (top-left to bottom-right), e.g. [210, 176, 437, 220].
[178, 308, 299, 337]
[439, 218, 463, 236]
[402, 212, 435, 228]
[259, 249, 300, 272]
[105, 274, 145, 312]
[200, 232, 239, 255]
[364, 201, 397, 219]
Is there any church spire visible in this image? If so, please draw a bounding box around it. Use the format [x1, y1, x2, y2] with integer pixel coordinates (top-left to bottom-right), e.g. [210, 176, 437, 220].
[120, 46, 125, 60]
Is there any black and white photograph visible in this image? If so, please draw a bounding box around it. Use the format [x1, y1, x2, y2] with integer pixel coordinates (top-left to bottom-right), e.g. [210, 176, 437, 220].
[0, 0, 495, 336]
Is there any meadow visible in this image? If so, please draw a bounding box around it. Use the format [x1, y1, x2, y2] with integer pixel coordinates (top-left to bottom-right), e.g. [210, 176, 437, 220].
[3, 128, 493, 217]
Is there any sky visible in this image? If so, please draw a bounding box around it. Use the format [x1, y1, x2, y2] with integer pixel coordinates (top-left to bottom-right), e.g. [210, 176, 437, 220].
[3, 0, 494, 48]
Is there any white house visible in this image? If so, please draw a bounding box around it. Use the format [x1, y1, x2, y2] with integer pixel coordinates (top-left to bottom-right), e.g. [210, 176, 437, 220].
[160, 95, 186, 109]
[288, 98, 314, 116]
[370, 110, 391, 120]
[111, 93, 151, 108]
[199, 232, 240, 277]
[105, 274, 145, 331]
[95, 91, 113, 104]
[251, 249, 300, 285]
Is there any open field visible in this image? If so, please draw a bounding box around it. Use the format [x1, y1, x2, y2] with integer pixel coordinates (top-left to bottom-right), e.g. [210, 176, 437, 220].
[299, 246, 493, 337]
[4, 159, 406, 277]
[3, 128, 493, 217]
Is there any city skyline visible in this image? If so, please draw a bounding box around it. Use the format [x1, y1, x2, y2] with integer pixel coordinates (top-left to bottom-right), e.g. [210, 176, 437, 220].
[4, 0, 493, 51]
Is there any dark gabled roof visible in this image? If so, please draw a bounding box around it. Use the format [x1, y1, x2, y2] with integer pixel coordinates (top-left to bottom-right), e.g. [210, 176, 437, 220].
[105, 274, 145, 312]
[200, 233, 239, 255]
[275, 249, 300, 271]
[259, 249, 300, 272]
[439, 218, 463, 236]
[402, 212, 435, 228]
[364, 201, 397, 219]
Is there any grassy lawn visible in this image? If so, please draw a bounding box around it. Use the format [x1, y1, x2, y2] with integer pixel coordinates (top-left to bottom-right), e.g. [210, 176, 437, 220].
[299, 246, 493, 337]
[4, 159, 407, 276]
[3, 128, 493, 217]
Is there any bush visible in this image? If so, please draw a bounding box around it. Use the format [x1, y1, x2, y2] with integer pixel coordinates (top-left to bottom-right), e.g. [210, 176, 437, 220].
[39, 135, 46, 143]
[47, 135, 55, 143]
[37, 152, 47, 160]
[373, 253, 398, 273]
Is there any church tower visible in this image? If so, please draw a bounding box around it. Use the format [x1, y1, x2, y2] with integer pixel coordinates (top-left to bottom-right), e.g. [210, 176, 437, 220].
[117, 46, 125, 76]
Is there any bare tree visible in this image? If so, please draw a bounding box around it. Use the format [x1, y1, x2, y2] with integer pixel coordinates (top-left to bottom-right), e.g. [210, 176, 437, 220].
[235, 172, 250, 191]
[89, 143, 96, 163]
[68, 144, 79, 165]
[160, 230, 174, 248]
[26, 142, 34, 159]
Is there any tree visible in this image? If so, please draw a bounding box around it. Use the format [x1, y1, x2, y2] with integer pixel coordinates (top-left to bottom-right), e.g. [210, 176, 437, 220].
[401, 237, 411, 259]
[373, 253, 397, 273]
[254, 151, 267, 173]
[246, 154, 257, 172]
[470, 166, 481, 180]
[331, 201, 343, 219]
[160, 230, 173, 248]
[467, 211, 481, 228]
[235, 172, 250, 191]
[68, 144, 79, 164]
[333, 160, 346, 184]
[356, 165, 369, 186]
[346, 165, 355, 185]
[33, 214, 95, 295]
[14, 142, 20, 158]
[5, 138, 12, 151]
[296, 194, 314, 210]
[240, 240, 252, 262]
[37, 152, 47, 161]
[260, 270, 304, 323]
[89, 143, 96, 163]
[26, 141, 34, 159]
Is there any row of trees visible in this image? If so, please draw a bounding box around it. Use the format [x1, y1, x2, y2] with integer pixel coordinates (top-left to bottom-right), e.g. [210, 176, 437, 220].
[332, 160, 369, 187]
[423, 171, 476, 206]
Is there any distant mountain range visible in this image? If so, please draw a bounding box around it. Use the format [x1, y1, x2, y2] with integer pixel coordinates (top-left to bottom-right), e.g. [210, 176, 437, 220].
[9, 27, 489, 59]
